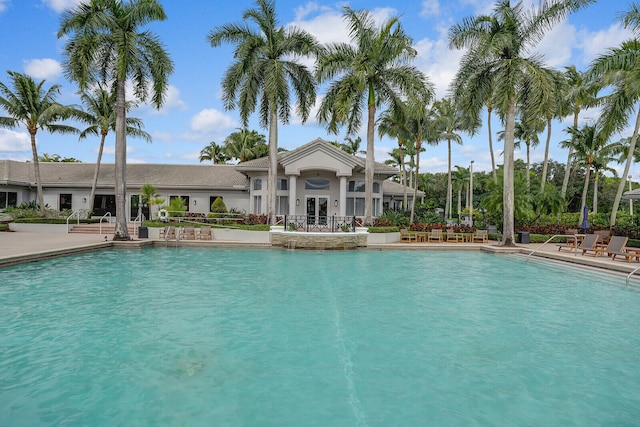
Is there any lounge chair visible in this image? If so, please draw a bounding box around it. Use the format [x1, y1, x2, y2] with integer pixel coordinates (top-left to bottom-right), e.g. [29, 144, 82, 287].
[557, 233, 599, 253]
[556, 231, 582, 252]
[428, 229, 443, 243]
[180, 226, 196, 240]
[160, 226, 176, 239]
[446, 228, 461, 243]
[400, 228, 417, 242]
[582, 235, 629, 260]
[473, 229, 488, 243]
[594, 229, 611, 245]
[198, 226, 212, 240]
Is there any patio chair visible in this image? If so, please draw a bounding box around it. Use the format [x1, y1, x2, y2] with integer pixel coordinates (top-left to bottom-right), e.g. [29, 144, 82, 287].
[556, 230, 582, 252]
[594, 229, 611, 245]
[198, 226, 212, 240]
[400, 228, 417, 242]
[582, 235, 629, 260]
[473, 229, 488, 243]
[160, 226, 176, 239]
[428, 229, 443, 243]
[557, 233, 599, 253]
[446, 228, 461, 243]
[180, 226, 196, 240]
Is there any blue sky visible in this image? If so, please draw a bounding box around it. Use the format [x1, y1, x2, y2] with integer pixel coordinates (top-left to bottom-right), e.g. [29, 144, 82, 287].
[0, 0, 635, 176]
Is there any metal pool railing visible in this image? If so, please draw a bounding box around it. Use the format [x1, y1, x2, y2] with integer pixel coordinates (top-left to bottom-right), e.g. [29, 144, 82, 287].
[526, 234, 579, 261]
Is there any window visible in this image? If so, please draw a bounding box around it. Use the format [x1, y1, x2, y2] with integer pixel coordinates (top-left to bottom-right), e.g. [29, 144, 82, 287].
[278, 179, 288, 191]
[253, 195, 262, 214]
[373, 198, 381, 216]
[276, 196, 289, 215]
[209, 196, 224, 211]
[346, 197, 365, 216]
[253, 179, 262, 191]
[59, 193, 72, 210]
[305, 178, 330, 190]
[348, 181, 365, 192]
[0, 192, 17, 209]
[373, 182, 380, 194]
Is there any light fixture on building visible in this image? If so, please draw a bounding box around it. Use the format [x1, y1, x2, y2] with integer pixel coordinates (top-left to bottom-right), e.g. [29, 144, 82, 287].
[82, 197, 87, 203]
[334, 200, 338, 207]
[296, 199, 300, 206]
[193, 200, 197, 206]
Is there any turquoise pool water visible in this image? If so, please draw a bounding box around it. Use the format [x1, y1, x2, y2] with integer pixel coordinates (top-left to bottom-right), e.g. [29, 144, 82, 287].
[1, 248, 639, 426]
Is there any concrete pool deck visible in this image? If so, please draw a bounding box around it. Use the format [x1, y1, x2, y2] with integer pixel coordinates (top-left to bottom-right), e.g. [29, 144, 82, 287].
[1, 230, 639, 282]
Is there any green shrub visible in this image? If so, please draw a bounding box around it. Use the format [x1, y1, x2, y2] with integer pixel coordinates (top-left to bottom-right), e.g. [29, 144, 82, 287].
[368, 226, 400, 233]
[210, 197, 227, 214]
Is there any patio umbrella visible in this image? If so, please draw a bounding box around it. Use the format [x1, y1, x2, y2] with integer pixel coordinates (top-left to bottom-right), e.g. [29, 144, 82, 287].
[580, 204, 589, 230]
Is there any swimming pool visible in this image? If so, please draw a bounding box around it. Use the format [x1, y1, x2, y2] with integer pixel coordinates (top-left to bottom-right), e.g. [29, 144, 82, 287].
[1, 248, 639, 426]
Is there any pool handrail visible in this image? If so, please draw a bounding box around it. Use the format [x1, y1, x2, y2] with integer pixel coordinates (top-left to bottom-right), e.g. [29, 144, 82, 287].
[66, 210, 82, 233]
[626, 265, 640, 285]
[526, 234, 579, 261]
[99, 212, 112, 234]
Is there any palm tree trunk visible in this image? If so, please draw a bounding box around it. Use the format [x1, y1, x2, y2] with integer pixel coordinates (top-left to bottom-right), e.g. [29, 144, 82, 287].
[487, 104, 497, 184]
[525, 141, 531, 191]
[399, 140, 407, 210]
[364, 99, 376, 225]
[561, 111, 579, 202]
[593, 171, 599, 214]
[610, 107, 640, 226]
[540, 117, 552, 192]
[268, 106, 278, 225]
[446, 139, 452, 219]
[113, 78, 130, 240]
[502, 97, 516, 246]
[29, 132, 45, 215]
[88, 132, 107, 215]
[457, 187, 462, 221]
[410, 142, 421, 224]
[580, 165, 591, 224]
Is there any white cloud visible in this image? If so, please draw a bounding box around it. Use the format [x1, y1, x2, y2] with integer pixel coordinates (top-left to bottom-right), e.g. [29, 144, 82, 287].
[535, 20, 576, 68]
[420, 0, 440, 18]
[23, 58, 63, 81]
[577, 24, 634, 65]
[42, 0, 84, 13]
[0, 0, 9, 13]
[150, 85, 188, 115]
[0, 129, 30, 152]
[414, 34, 465, 99]
[190, 108, 237, 133]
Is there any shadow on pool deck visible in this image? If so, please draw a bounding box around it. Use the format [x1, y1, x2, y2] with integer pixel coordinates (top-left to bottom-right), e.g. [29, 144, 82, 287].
[1, 231, 640, 282]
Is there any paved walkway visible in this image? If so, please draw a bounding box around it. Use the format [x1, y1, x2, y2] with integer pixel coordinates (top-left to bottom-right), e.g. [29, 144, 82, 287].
[1, 230, 639, 283]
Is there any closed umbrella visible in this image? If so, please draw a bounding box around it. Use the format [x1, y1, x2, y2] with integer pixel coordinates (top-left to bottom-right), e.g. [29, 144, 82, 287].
[580, 204, 589, 231]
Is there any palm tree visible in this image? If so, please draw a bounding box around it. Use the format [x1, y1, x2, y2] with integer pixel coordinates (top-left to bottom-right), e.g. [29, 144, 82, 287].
[452, 165, 469, 221]
[560, 65, 600, 202]
[59, 0, 173, 240]
[78, 86, 151, 215]
[560, 124, 609, 224]
[430, 97, 479, 220]
[378, 104, 411, 208]
[500, 118, 545, 191]
[316, 6, 431, 225]
[340, 136, 364, 156]
[209, 0, 319, 225]
[38, 153, 81, 162]
[588, 3, 640, 225]
[223, 128, 267, 163]
[590, 151, 617, 214]
[538, 68, 568, 192]
[0, 71, 82, 215]
[199, 141, 229, 164]
[448, 0, 594, 246]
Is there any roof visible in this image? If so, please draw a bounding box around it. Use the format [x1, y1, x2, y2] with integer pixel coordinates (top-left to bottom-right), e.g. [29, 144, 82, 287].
[0, 160, 249, 190]
[235, 137, 398, 176]
[382, 179, 425, 197]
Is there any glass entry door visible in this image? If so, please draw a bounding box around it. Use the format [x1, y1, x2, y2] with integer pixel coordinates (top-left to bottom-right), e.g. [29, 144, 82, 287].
[306, 196, 328, 225]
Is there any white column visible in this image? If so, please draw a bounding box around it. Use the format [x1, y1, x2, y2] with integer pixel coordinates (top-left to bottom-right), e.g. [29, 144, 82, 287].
[289, 175, 297, 216]
[339, 176, 347, 217]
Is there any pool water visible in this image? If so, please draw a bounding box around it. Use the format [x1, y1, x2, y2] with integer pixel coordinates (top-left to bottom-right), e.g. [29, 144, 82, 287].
[1, 248, 639, 426]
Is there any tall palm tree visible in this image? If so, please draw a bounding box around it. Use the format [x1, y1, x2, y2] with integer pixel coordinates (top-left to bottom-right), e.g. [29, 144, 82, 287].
[588, 3, 640, 225]
[448, 0, 594, 246]
[430, 97, 479, 220]
[590, 152, 617, 214]
[223, 128, 267, 163]
[560, 65, 600, 202]
[59, 0, 173, 240]
[209, 0, 319, 225]
[538, 68, 568, 192]
[501, 118, 545, 191]
[78, 86, 151, 215]
[316, 6, 432, 224]
[560, 124, 610, 224]
[199, 141, 229, 164]
[452, 165, 469, 221]
[340, 136, 364, 156]
[378, 104, 411, 208]
[0, 71, 81, 215]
